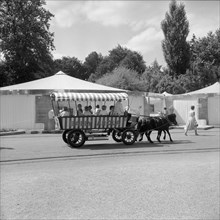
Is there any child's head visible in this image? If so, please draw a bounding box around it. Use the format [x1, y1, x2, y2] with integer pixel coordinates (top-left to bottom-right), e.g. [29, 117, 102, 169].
[102, 105, 106, 110]
[85, 106, 90, 111]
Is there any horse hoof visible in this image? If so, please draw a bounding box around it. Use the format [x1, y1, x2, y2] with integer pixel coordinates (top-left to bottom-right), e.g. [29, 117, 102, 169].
[139, 138, 143, 142]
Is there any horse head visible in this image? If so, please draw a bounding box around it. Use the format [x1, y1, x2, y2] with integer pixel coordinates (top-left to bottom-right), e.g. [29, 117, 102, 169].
[167, 114, 178, 126]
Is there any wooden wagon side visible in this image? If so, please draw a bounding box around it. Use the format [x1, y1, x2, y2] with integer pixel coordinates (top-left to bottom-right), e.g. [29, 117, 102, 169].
[58, 115, 128, 130]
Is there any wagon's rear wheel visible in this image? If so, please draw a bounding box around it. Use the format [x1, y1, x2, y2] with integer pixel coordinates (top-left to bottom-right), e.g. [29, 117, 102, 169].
[62, 129, 71, 143]
[112, 130, 122, 142]
[122, 129, 136, 145]
[67, 129, 86, 148]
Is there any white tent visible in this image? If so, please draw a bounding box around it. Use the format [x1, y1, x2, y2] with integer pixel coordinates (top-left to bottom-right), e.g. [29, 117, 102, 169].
[162, 91, 173, 97]
[168, 82, 220, 99]
[185, 82, 220, 95]
[0, 71, 126, 93]
[171, 82, 220, 126]
[0, 71, 127, 130]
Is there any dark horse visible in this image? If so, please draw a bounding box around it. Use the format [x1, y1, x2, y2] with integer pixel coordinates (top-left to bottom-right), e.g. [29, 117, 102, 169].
[137, 114, 178, 143]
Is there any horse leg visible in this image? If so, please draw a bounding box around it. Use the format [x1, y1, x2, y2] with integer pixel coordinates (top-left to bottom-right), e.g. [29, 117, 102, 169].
[166, 129, 173, 142]
[163, 130, 166, 140]
[147, 131, 154, 143]
[157, 130, 161, 142]
[138, 132, 144, 141]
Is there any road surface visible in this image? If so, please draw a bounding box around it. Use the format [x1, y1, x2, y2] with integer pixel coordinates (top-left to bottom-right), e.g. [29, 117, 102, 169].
[0, 128, 219, 219]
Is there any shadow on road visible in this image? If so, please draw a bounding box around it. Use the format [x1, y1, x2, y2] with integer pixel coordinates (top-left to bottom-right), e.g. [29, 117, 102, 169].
[81, 140, 193, 150]
[0, 147, 15, 150]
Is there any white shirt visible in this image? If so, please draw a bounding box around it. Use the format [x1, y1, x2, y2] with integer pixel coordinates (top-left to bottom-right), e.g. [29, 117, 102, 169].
[99, 110, 108, 115]
[60, 111, 70, 117]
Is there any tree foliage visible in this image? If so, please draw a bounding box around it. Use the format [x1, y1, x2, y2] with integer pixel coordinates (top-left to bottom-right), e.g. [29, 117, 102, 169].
[53, 56, 86, 79]
[141, 60, 163, 92]
[120, 51, 146, 74]
[189, 29, 220, 85]
[96, 67, 145, 91]
[161, 0, 190, 76]
[95, 45, 146, 79]
[0, 0, 54, 86]
[83, 51, 103, 80]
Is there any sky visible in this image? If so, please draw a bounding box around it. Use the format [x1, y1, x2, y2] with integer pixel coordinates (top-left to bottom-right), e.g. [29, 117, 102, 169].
[44, 0, 219, 67]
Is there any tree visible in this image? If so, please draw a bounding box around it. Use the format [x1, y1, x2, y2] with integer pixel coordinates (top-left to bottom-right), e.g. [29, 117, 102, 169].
[95, 45, 146, 78]
[161, 0, 190, 76]
[141, 60, 164, 92]
[156, 72, 186, 94]
[120, 51, 146, 74]
[96, 67, 145, 91]
[0, 0, 54, 85]
[0, 61, 13, 87]
[53, 56, 86, 79]
[95, 56, 115, 79]
[189, 29, 220, 85]
[83, 52, 103, 80]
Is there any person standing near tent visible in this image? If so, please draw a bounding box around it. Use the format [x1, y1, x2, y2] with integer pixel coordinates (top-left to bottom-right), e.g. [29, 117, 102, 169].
[184, 105, 199, 136]
[48, 109, 55, 130]
[161, 107, 168, 116]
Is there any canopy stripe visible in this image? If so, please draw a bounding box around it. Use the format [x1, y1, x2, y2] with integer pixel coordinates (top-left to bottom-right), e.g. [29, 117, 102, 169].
[50, 92, 128, 101]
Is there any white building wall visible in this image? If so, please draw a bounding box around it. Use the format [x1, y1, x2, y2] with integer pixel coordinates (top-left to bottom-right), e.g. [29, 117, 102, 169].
[173, 98, 198, 125]
[208, 96, 220, 126]
[0, 95, 39, 130]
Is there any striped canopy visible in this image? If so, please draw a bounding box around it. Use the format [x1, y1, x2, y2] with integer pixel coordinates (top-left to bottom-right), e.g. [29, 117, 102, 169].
[50, 92, 128, 102]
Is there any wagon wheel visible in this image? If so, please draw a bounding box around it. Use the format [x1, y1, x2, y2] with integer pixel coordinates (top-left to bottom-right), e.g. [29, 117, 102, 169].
[122, 129, 136, 145]
[62, 129, 71, 143]
[112, 130, 123, 142]
[67, 129, 86, 148]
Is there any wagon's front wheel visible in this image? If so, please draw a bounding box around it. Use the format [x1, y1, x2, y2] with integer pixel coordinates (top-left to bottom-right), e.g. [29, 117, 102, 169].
[62, 129, 71, 143]
[67, 129, 86, 148]
[122, 129, 136, 145]
[112, 130, 122, 142]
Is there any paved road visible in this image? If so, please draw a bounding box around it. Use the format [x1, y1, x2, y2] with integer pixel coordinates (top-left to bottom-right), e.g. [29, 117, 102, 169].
[0, 128, 219, 162]
[0, 128, 219, 219]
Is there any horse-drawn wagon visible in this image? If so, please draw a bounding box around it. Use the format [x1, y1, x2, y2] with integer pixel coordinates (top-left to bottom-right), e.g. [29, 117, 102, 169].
[50, 91, 139, 148]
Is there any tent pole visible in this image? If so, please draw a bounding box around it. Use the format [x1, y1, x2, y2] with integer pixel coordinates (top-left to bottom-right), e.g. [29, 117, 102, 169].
[57, 101, 60, 115]
[68, 100, 71, 115]
[51, 100, 55, 114]
[75, 101, 77, 116]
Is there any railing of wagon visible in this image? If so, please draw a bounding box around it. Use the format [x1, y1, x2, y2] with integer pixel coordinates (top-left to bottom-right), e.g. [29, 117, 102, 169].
[58, 115, 128, 130]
